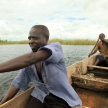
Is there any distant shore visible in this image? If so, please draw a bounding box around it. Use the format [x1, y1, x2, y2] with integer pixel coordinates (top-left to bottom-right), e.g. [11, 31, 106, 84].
[0, 39, 96, 45]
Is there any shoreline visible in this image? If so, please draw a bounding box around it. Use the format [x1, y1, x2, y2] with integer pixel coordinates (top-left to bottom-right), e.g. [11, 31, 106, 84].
[0, 39, 96, 45]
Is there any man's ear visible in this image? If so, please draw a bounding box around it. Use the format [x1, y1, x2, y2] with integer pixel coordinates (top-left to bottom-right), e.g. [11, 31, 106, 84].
[45, 35, 49, 41]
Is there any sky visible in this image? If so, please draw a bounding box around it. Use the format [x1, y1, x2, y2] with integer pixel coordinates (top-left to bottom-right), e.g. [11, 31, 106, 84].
[0, 0, 108, 41]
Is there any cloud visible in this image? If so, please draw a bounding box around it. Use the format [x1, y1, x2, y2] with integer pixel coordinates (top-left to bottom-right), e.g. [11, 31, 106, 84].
[0, 0, 108, 41]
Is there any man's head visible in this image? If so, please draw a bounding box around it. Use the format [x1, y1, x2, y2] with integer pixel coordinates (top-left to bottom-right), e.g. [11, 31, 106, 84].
[99, 33, 105, 40]
[28, 25, 49, 52]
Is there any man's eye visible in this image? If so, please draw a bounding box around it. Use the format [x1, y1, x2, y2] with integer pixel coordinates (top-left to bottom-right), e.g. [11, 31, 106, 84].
[28, 37, 30, 40]
[33, 37, 39, 40]
[28, 36, 39, 40]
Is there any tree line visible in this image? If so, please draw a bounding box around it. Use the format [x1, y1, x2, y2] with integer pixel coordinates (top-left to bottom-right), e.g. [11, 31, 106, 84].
[0, 38, 96, 45]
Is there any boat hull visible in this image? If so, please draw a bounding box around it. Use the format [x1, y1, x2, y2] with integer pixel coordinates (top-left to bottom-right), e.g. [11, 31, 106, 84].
[0, 87, 34, 108]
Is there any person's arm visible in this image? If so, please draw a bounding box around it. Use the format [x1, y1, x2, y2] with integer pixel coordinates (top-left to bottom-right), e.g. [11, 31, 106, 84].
[0, 85, 19, 105]
[88, 50, 97, 57]
[0, 50, 51, 73]
[0, 67, 31, 105]
[88, 42, 99, 57]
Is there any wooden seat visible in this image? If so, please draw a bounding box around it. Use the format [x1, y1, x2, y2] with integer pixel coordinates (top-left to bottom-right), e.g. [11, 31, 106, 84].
[87, 65, 108, 70]
[87, 65, 108, 78]
[72, 74, 108, 92]
[72, 106, 90, 108]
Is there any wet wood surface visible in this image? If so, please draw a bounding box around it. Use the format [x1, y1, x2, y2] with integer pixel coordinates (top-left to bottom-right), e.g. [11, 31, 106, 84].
[88, 68, 108, 78]
[72, 74, 108, 92]
[74, 87, 108, 108]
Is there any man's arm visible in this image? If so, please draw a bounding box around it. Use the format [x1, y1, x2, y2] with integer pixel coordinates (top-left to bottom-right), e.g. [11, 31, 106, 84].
[0, 50, 51, 73]
[88, 50, 97, 57]
[0, 85, 19, 105]
[88, 43, 99, 57]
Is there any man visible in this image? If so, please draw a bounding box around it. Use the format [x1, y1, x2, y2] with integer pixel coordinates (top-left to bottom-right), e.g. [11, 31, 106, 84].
[88, 33, 108, 67]
[0, 25, 82, 108]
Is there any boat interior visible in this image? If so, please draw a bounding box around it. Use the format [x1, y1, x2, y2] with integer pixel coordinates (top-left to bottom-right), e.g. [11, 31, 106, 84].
[67, 56, 108, 108]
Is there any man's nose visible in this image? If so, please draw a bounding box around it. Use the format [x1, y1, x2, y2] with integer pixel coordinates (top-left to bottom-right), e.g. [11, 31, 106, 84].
[29, 38, 35, 43]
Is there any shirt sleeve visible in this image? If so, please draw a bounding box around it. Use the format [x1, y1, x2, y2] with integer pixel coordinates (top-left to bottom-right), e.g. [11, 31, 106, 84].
[38, 42, 64, 63]
[11, 68, 30, 90]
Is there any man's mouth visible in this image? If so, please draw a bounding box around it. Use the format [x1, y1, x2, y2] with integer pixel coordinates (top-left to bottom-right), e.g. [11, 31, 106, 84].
[29, 44, 37, 48]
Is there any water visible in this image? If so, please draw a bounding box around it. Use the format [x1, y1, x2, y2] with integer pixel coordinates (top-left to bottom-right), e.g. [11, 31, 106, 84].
[0, 44, 93, 100]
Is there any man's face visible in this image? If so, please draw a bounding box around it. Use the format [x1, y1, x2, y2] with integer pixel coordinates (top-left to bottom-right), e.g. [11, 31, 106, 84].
[99, 34, 105, 40]
[28, 27, 48, 52]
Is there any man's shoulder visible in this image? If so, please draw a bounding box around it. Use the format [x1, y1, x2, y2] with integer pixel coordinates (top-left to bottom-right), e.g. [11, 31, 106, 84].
[48, 42, 62, 50]
[48, 42, 62, 47]
[105, 39, 108, 41]
[48, 42, 61, 46]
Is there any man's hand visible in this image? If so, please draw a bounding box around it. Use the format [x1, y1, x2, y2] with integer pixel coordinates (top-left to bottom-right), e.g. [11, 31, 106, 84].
[88, 53, 92, 57]
[0, 85, 19, 105]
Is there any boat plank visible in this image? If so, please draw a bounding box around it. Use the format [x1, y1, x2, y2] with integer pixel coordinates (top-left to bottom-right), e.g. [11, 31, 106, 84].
[87, 65, 108, 70]
[72, 74, 108, 92]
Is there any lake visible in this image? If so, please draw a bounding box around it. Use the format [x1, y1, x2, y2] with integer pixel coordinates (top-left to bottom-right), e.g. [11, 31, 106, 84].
[0, 44, 94, 100]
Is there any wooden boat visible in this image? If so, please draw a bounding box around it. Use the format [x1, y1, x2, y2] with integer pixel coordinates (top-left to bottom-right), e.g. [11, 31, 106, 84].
[0, 56, 108, 108]
[67, 56, 108, 108]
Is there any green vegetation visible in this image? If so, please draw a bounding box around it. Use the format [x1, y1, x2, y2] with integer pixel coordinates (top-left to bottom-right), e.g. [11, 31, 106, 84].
[49, 39, 96, 45]
[0, 39, 28, 45]
[0, 39, 96, 45]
